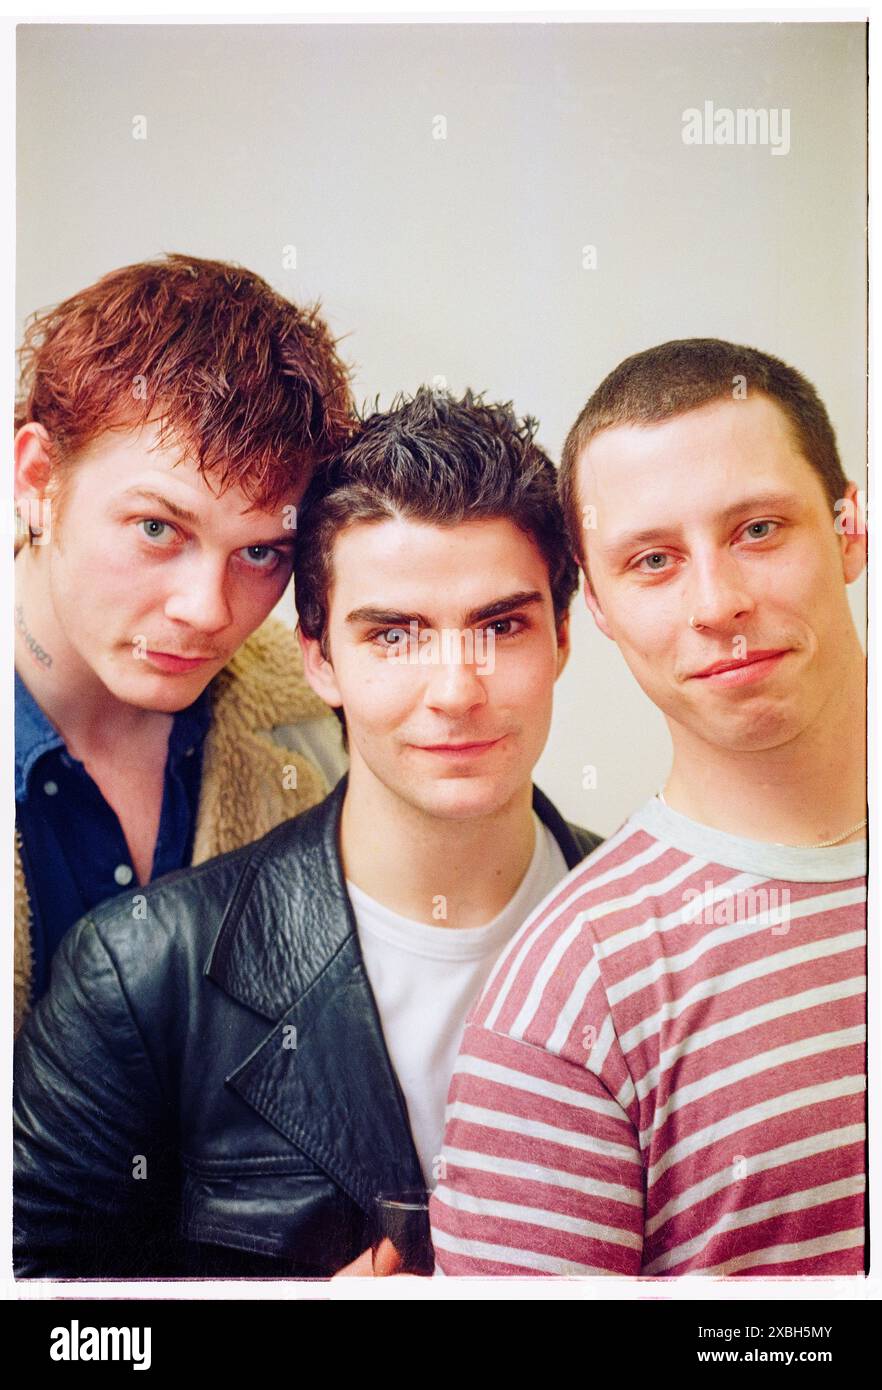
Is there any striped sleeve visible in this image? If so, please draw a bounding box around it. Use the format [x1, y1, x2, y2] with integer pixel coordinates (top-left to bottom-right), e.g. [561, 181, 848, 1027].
[429, 1017, 645, 1276]
[430, 807, 867, 1278]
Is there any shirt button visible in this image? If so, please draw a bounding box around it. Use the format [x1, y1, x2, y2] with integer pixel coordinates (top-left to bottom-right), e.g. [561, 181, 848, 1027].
[114, 864, 134, 886]
[43, 780, 59, 796]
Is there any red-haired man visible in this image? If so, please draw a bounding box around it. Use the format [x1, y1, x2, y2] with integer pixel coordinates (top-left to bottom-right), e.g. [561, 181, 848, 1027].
[14, 254, 353, 1032]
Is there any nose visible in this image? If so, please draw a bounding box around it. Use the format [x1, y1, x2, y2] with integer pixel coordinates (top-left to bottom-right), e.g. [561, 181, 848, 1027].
[422, 640, 489, 719]
[686, 547, 755, 633]
[163, 554, 233, 634]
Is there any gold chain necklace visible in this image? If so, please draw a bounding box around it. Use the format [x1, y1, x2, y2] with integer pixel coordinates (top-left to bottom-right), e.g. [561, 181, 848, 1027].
[794, 819, 867, 849]
[657, 792, 866, 849]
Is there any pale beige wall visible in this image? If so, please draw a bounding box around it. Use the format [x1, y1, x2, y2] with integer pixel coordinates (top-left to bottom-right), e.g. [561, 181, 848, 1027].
[17, 22, 867, 834]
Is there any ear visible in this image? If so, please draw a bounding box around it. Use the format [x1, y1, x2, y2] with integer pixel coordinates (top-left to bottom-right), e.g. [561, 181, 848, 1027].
[554, 610, 571, 679]
[14, 423, 54, 501]
[836, 480, 868, 585]
[297, 625, 343, 709]
[582, 569, 614, 641]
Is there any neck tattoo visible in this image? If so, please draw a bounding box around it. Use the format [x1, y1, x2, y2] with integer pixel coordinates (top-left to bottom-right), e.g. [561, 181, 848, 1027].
[15, 602, 52, 669]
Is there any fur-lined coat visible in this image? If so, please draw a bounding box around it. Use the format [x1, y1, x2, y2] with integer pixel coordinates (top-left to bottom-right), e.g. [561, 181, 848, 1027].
[13, 619, 344, 1035]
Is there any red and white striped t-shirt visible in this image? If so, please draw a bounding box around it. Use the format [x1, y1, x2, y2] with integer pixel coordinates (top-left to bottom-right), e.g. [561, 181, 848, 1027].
[429, 798, 867, 1277]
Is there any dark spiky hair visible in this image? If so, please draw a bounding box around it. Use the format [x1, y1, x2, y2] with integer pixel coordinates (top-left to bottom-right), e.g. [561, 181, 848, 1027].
[294, 385, 577, 657]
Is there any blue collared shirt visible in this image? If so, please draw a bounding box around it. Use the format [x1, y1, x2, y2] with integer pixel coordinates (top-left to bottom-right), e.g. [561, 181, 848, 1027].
[15, 670, 212, 1002]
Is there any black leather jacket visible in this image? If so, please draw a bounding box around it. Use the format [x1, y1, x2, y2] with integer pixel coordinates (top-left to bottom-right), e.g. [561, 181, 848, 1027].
[13, 777, 601, 1278]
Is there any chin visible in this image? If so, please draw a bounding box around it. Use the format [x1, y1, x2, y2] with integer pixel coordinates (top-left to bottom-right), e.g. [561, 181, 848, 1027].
[703, 708, 806, 754]
[104, 665, 213, 713]
[415, 778, 517, 822]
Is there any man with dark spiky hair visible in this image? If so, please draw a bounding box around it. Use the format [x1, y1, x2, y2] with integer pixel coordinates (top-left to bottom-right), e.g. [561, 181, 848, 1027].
[13, 254, 353, 1032]
[14, 387, 600, 1278]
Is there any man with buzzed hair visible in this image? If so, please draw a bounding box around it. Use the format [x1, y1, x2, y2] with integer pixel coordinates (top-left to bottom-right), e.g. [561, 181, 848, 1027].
[431, 340, 867, 1277]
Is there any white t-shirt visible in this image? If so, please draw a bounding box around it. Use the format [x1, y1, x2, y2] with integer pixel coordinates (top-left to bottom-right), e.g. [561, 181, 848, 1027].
[347, 813, 569, 1186]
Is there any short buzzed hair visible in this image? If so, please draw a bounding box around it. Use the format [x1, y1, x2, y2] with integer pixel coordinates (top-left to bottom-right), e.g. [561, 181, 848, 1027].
[559, 339, 848, 565]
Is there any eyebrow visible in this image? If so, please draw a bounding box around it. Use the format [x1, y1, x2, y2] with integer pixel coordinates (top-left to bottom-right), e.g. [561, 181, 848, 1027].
[118, 488, 200, 524]
[345, 590, 545, 628]
[117, 488, 295, 548]
[604, 491, 804, 558]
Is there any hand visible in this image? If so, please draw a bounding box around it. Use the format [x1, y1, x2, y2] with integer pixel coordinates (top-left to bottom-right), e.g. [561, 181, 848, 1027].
[332, 1239, 404, 1277]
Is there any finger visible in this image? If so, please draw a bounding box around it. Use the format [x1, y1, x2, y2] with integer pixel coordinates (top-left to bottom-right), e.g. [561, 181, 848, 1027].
[372, 1237, 404, 1277]
[332, 1248, 375, 1277]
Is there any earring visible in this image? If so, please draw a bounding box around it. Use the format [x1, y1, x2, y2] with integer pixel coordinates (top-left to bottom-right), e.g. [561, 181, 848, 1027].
[16, 497, 49, 546]
[13, 504, 40, 546]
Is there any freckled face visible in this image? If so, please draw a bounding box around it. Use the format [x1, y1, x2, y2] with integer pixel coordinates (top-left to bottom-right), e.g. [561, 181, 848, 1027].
[303, 515, 569, 820]
[44, 423, 301, 711]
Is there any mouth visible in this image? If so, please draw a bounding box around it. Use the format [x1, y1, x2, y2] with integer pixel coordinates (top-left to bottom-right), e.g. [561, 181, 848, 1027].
[143, 650, 218, 675]
[411, 736, 506, 758]
[689, 649, 791, 687]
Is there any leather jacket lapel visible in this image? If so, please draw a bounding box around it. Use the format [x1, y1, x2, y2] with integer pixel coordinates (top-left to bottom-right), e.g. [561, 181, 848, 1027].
[532, 784, 602, 867]
[206, 779, 424, 1213]
[226, 940, 426, 1212]
[205, 777, 595, 1215]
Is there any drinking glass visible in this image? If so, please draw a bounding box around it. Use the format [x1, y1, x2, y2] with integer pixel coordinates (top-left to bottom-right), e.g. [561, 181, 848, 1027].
[372, 1189, 435, 1276]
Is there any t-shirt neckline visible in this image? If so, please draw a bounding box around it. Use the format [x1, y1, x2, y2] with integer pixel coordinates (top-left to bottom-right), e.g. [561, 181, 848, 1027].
[346, 813, 567, 959]
[632, 795, 867, 882]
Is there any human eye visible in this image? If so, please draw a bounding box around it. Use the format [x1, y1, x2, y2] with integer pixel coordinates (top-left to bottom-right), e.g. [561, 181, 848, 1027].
[632, 550, 672, 575]
[372, 625, 412, 650]
[237, 544, 285, 573]
[138, 518, 178, 546]
[483, 616, 525, 638]
[739, 519, 779, 543]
